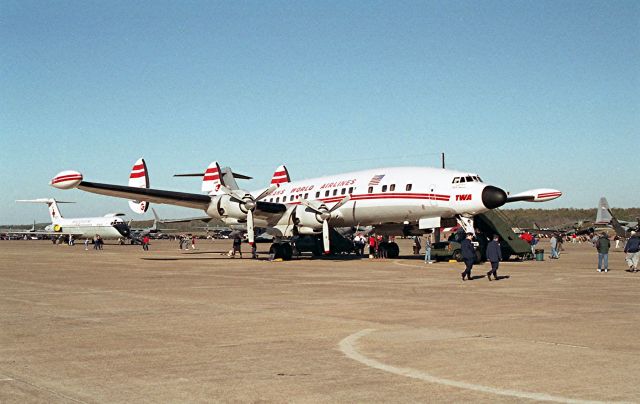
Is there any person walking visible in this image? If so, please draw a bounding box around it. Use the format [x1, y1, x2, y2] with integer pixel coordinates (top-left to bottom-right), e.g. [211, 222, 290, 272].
[191, 235, 197, 250]
[232, 235, 242, 258]
[424, 235, 432, 264]
[142, 235, 150, 251]
[461, 233, 475, 281]
[595, 232, 610, 272]
[550, 234, 559, 259]
[624, 231, 640, 272]
[486, 234, 502, 281]
[368, 234, 377, 259]
[413, 236, 421, 255]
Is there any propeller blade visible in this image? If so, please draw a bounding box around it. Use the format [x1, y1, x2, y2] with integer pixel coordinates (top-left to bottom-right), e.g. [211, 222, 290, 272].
[329, 194, 351, 212]
[218, 185, 246, 203]
[247, 210, 255, 246]
[322, 219, 330, 254]
[299, 198, 323, 214]
[255, 184, 278, 201]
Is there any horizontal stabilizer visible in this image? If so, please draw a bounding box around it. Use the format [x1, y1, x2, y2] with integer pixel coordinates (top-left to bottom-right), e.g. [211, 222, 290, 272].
[16, 199, 75, 204]
[506, 189, 562, 203]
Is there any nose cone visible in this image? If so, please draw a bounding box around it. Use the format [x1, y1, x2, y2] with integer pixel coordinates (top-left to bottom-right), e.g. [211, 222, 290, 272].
[482, 185, 507, 209]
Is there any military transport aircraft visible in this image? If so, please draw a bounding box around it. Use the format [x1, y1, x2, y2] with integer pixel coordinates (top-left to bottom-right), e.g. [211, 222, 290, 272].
[595, 197, 639, 237]
[16, 198, 130, 239]
[50, 160, 561, 259]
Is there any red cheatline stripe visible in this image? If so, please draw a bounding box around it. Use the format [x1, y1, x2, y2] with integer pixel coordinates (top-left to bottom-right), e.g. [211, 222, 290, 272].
[129, 172, 146, 179]
[52, 175, 82, 184]
[537, 192, 562, 198]
[280, 193, 451, 205]
[132, 164, 145, 170]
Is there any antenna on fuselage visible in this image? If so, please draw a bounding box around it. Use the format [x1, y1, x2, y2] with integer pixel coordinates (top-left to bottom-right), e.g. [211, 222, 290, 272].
[441, 152, 445, 169]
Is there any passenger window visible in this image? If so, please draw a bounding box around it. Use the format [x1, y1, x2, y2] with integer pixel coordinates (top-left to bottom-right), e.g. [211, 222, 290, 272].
[348, 187, 353, 194]
[406, 184, 412, 191]
[315, 191, 320, 198]
[325, 190, 330, 197]
[276, 197, 280, 203]
[390, 184, 395, 192]
[341, 188, 346, 195]
[333, 189, 338, 196]
[304, 193, 308, 199]
[368, 186, 373, 193]
[283, 196, 287, 202]
[382, 185, 387, 192]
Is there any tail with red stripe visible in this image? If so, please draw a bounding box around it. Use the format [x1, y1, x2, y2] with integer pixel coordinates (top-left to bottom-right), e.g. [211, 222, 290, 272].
[202, 161, 226, 194]
[270, 165, 290, 186]
[128, 157, 150, 214]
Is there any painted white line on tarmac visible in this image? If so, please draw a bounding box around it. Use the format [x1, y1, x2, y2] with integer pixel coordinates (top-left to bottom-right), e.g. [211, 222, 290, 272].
[339, 329, 620, 404]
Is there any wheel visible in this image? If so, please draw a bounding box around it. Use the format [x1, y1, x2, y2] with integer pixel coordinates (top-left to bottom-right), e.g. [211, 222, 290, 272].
[452, 250, 463, 262]
[269, 243, 283, 259]
[312, 239, 323, 257]
[386, 242, 400, 258]
[280, 243, 293, 261]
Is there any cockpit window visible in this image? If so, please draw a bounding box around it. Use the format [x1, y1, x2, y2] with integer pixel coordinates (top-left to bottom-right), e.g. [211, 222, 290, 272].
[452, 177, 460, 184]
[460, 177, 466, 183]
[465, 176, 473, 182]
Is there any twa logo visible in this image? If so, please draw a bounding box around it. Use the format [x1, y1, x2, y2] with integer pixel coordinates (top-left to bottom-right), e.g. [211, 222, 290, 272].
[456, 194, 472, 201]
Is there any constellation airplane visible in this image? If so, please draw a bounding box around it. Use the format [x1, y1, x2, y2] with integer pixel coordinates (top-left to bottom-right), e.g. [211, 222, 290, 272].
[50, 160, 561, 258]
[15, 199, 131, 239]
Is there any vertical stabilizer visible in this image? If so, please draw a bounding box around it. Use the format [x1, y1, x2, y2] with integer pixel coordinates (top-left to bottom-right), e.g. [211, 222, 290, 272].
[202, 161, 226, 194]
[15, 198, 74, 223]
[270, 165, 290, 186]
[595, 197, 612, 224]
[128, 158, 150, 214]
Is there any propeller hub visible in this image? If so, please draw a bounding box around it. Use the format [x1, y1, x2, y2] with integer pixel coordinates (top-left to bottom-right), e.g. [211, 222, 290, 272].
[244, 199, 256, 211]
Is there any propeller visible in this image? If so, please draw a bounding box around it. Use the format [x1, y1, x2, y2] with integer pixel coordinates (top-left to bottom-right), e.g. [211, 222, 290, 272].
[299, 195, 351, 254]
[218, 184, 277, 245]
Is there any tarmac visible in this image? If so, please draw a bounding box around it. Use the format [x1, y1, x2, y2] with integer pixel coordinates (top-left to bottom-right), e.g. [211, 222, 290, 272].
[0, 238, 638, 403]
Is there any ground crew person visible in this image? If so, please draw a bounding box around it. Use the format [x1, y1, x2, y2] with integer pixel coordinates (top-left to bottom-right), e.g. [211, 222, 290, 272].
[486, 234, 502, 281]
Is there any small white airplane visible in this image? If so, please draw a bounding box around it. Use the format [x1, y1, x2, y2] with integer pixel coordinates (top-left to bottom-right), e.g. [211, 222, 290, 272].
[15, 198, 131, 239]
[50, 159, 561, 258]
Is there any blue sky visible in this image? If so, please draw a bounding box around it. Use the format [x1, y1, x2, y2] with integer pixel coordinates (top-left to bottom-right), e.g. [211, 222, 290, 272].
[1, 0, 638, 224]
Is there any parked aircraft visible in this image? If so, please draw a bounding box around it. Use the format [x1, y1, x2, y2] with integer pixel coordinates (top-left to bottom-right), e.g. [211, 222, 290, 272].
[595, 197, 639, 237]
[50, 161, 561, 259]
[15, 198, 130, 239]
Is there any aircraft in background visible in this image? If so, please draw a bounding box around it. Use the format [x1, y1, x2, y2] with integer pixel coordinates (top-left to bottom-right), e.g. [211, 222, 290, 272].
[15, 199, 130, 239]
[595, 197, 639, 237]
[50, 159, 561, 259]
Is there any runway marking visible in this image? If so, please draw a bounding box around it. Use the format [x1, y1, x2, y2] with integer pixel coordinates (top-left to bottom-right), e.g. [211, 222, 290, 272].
[339, 329, 618, 404]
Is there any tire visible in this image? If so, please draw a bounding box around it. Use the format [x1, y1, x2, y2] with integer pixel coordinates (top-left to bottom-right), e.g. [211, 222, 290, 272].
[280, 243, 293, 261]
[269, 243, 282, 259]
[452, 250, 463, 262]
[386, 242, 400, 258]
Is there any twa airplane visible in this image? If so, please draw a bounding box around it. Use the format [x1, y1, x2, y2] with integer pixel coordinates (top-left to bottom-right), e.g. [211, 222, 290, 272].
[50, 160, 561, 258]
[16, 199, 131, 239]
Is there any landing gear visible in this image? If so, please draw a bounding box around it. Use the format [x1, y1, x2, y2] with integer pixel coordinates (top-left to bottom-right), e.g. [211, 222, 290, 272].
[269, 242, 293, 261]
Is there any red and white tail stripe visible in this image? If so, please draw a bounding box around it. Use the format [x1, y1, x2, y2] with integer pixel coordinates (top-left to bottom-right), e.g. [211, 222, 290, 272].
[270, 165, 290, 186]
[50, 170, 83, 189]
[128, 158, 150, 214]
[202, 161, 225, 194]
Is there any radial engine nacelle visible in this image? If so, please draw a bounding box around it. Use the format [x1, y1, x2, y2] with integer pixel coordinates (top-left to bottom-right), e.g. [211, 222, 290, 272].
[205, 194, 249, 221]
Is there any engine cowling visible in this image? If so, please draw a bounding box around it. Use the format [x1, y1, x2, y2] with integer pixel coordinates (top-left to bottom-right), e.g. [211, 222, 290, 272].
[205, 194, 248, 222]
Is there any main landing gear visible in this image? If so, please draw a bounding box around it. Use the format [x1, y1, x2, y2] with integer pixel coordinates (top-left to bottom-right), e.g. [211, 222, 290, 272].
[269, 242, 293, 261]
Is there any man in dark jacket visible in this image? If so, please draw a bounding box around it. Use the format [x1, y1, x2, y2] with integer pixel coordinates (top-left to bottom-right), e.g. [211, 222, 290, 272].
[595, 232, 610, 272]
[486, 234, 502, 281]
[461, 233, 476, 281]
[624, 231, 640, 272]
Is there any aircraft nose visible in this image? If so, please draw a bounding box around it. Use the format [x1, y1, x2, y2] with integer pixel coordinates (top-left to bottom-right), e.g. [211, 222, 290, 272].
[482, 185, 507, 209]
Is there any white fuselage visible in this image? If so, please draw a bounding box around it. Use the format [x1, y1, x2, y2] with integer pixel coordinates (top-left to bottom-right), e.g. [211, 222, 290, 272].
[47, 216, 130, 239]
[227, 167, 491, 233]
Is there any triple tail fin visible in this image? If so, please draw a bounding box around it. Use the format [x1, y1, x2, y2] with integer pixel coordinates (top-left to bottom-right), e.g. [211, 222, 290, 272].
[128, 158, 150, 214]
[270, 165, 290, 186]
[202, 161, 226, 194]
